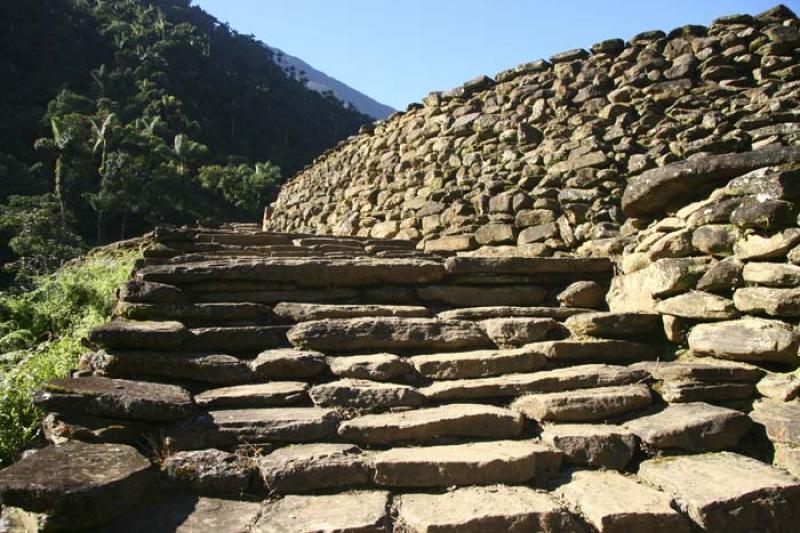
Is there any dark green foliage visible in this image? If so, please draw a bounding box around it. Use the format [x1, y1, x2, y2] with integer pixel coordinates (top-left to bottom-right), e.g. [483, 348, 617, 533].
[0, 0, 370, 280]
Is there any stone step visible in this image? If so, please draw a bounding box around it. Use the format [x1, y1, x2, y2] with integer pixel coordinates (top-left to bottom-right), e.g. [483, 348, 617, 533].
[657, 380, 755, 403]
[338, 404, 524, 445]
[480, 318, 560, 347]
[554, 470, 692, 533]
[437, 306, 592, 321]
[184, 326, 291, 353]
[309, 379, 425, 409]
[166, 407, 339, 450]
[564, 312, 661, 339]
[194, 382, 309, 409]
[161, 449, 260, 496]
[540, 424, 638, 470]
[273, 302, 430, 322]
[0, 441, 154, 531]
[254, 491, 391, 533]
[89, 320, 189, 351]
[250, 348, 329, 380]
[396, 486, 581, 533]
[114, 302, 275, 326]
[42, 412, 155, 446]
[529, 339, 654, 364]
[444, 256, 613, 276]
[511, 384, 653, 422]
[328, 353, 412, 381]
[89, 350, 254, 385]
[372, 440, 562, 488]
[410, 346, 547, 381]
[419, 364, 648, 402]
[287, 318, 492, 353]
[416, 284, 548, 307]
[137, 257, 446, 287]
[34, 376, 194, 422]
[190, 287, 362, 304]
[750, 399, 800, 445]
[637, 452, 800, 531]
[634, 359, 766, 383]
[259, 443, 371, 493]
[623, 402, 752, 452]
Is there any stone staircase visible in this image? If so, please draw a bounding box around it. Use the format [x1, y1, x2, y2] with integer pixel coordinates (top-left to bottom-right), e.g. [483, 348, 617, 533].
[1, 227, 799, 531]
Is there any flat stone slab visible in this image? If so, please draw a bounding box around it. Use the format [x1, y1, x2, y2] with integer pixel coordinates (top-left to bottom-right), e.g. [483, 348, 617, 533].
[328, 353, 412, 381]
[655, 291, 739, 320]
[396, 485, 581, 532]
[540, 424, 637, 470]
[42, 412, 155, 446]
[635, 359, 765, 382]
[166, 407, 339, 450]
[338, 404, 524, 445]
[751, 399, 800, 445]
[273, 302, 429, 321]
[194, 382, 308, 409]
[309, 379, 424, 408]
[0, 442, 154, 530]
[420, 364, 648, 402]
[250, 348, 328, 379]
[98, 495, 262, 532]
[512, 384, 652, 422]
[444, 256, 613, 275]
[161, 449, 258, 496]
[35, 376, 194, 422]
[742, 262, 800, 287]
[657, 380, 755, 403]
[757, 373, 800, 401]
[139, 257, 446, 287]
[259, 443, 371, 493]
[254, 491, 391, 533]
[564, 312, 660, 338]
[88, 319, 189, 350]
[688, 318, 800, 364]
[555, 470, 691, 533]
[417, 284, 548, 307]
[481, 318, 558, 347]
[91, 350, 254, 385]
[438, 306, 591, 321]
[185, 325, 290, 352]
[734, 287, 800, 317]
[529, 339, 654, 363]
[115, 302, 274, 326]
[288, 318, 492, 353]
[410, 346, 547, 380]
[638, 452, 800, 531]
[624, 402, 751, 451]
[372, 440, 561, 487]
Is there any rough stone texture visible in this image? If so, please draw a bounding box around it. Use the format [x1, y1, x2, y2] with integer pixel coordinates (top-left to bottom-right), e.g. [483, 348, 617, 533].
[555, 470, 691, 533]
[259, 443, 371, 493]
[254, 491, 391, 533]
[743, 262, 800, 287]
[774, 443, 800, 477]
[624, 402, 752, 451]
[655, 291, 739, 320]
[250, 348, 329, 379]
[288, 318, 492, 353]
[161, 449, 258, 496]
[410, 346, 547, 380]
[88, 320, 189, 350]
[557, 281, 606, 309]
[734, 287, 800, 317]
[564, 312, 660, 338]
[688, 318, 800, 364]
[273, 302, 430, 322]
[638, 452, 800, 532]
[34, 376, 194, 422]
[41, 412, 155, 446]
[530, 339, 653, 363]
[637, 359, 765, 383]
[372, 440, 561, 487]
[338, 404, 524, 445]
[512, 384, 652, 422]
[194, 382, 308, 408]
[540, 424, 637, 470]
[481, 317, 558, 347]
[416, 285, 548, 307]
[309, 379, 424, 408]
[757, 373, 800, 401]
[750, 399, 800, 445]
[437, 306, 591, 321]
[0, 442, 154, 530]
[328, 353, 412, 381]
[395, 486, 581, 533]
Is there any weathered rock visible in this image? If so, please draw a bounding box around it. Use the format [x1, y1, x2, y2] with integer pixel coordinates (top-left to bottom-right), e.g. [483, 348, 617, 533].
[750, 399, 800, 445]
[34, 376, 194, 422]
[250, 348, 328, 379]
[730, 198, 796, 230]
[273, 302, 429, 322]
[530, 339, 653, 363]
[88, 320, 189, 350]
[743, 262, 800, 287]
[444, 256, 613, 276]
[636, 359, 765, 383]
[734, 228, 800, 260]
[410, 346, 547, 380]
[481, 317, 558, 347]
[557, 281, 607, 308]
[258, 443, 371, 493]
[512, 384, 652, 422]
[656, 291, 739, 320]
[194, 382, 308, 409]
[757, 373, 800, 401]
[115, 302, 274, 326]
[696, 257, 743, 292]
[638, 452, 800, 532]
[41, 412, 155, 445]
[91, 349, 254, 385]
[117, 280, 185, 303]
[395, 486, 581, 533]
[328, 353, 412, 381]
[372, 440, 561, 487]
[658, 380, 756, 403]
[734, 287, 800, 317]
[184, 325, 290, 352]
[254, 491, 390, 533]
[555, 470, 691, 533]
[417, 285, 548, 307]
[624, 402, 751, 451]
[161, 449, 258, 496]
[540, 424, 637, 470]
[437, 306, 590, 321]
[309, 379, 424, 408]
[608, 257, 712, 312]
[287, 318, 491, 353]
[0, 442, 154, 530]
[692, 224, 738, 256]
[338, 404, 524, 445]
[688, 318, 800, 364]
[774, 443, 800, 477]
[564, 312, 660, 338]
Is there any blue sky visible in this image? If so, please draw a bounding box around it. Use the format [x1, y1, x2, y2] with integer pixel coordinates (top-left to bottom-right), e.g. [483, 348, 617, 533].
[194, 1, 800, 110]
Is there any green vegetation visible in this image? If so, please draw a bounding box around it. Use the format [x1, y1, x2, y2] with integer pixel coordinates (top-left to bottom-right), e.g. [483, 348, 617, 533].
[1, 0, 370, 281]
[0, 246, 140, 466]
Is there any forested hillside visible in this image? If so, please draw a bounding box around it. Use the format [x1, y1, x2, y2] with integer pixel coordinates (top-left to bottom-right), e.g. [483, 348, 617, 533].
[0, 0, 371, 282]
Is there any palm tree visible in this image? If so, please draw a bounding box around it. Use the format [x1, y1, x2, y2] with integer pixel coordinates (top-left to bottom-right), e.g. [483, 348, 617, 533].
[90, 113, 116, 243]
[34, 119, 72, 230]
